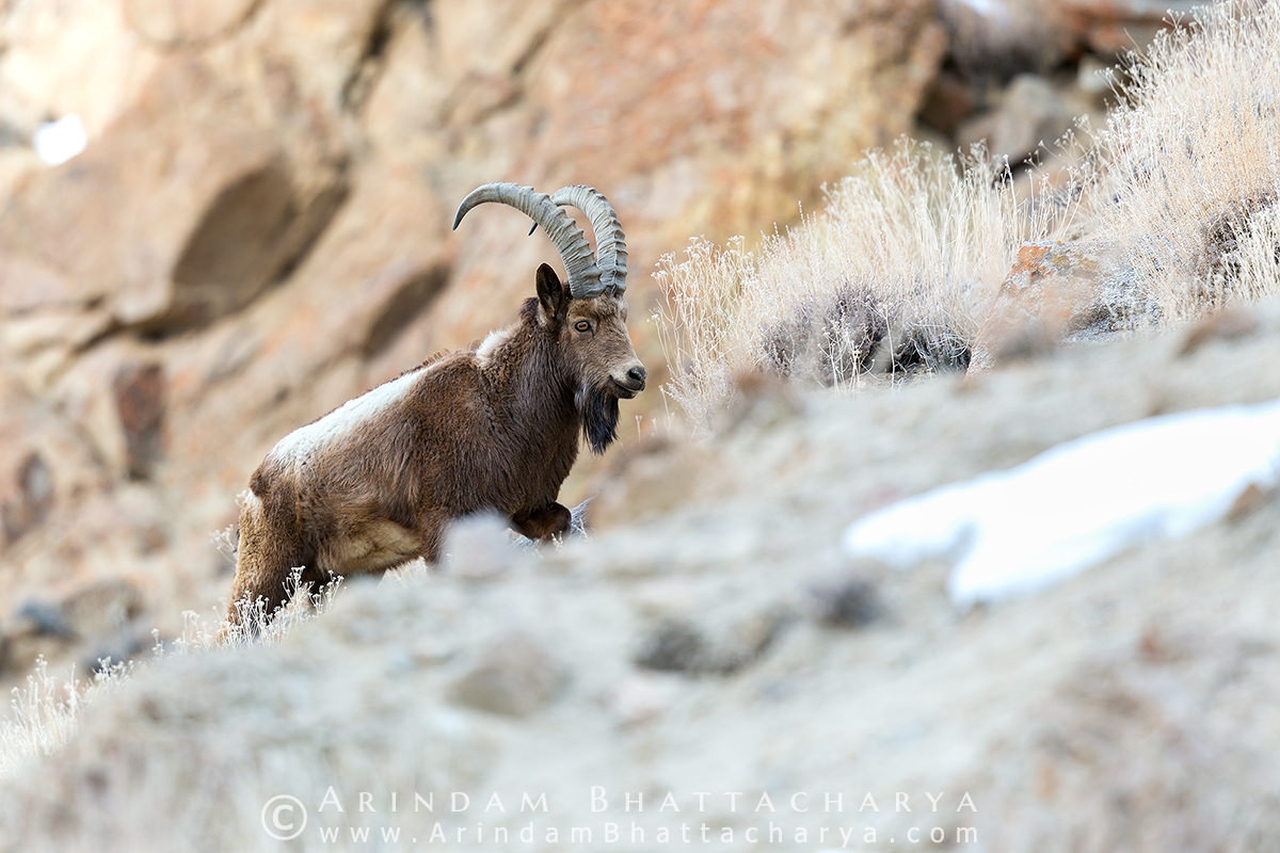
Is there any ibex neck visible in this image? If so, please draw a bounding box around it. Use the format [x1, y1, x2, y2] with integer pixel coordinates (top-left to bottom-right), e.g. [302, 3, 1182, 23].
[476, 318, 576, 423]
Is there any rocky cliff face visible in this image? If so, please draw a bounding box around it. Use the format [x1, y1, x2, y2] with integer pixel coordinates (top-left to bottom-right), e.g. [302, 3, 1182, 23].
[0, 0, 1188, 676]
[0, 0, 946, 661]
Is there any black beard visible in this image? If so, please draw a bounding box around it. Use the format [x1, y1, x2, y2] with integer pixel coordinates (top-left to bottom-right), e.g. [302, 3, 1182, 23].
[577, 385, 620, 455]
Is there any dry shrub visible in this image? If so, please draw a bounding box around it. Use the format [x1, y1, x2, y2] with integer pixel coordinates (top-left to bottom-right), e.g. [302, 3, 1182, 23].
[656, 3, 1280, 429]
[1086, 0, 1280, 319]
[654, 141, 1052, 428]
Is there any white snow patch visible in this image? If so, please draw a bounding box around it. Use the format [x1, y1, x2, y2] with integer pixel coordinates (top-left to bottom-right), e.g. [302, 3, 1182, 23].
[268, 368, 424, 464]
[844, 399, 1280, 607]
[33, 115, 87, 166]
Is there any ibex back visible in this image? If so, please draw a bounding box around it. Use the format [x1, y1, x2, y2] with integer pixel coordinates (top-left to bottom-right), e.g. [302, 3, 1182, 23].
[225, 183, 644, 628]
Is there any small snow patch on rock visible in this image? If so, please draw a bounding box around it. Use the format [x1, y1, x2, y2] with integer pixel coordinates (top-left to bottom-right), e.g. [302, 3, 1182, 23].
[33, 115, 87, 166]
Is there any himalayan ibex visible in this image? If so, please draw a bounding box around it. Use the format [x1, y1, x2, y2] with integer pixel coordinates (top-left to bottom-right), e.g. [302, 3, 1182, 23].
[225, 183, 645, 627]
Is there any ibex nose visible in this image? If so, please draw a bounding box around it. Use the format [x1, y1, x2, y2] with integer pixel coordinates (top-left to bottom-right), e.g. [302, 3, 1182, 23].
[611, 363, 646, 398]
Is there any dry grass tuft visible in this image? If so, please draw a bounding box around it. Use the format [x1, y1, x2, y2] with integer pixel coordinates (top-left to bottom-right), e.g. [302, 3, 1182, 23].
[211, 568, 344, 649]
[0, 659, 105, 776]
[654, 141, 1058, 428]
[0, 570, 342, 777]
[1086, 0, 1280, 319]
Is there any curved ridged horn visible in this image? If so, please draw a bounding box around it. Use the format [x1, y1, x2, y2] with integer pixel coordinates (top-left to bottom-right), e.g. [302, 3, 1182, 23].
[549, 185, 628, 295]
[453, 182, 602, 298]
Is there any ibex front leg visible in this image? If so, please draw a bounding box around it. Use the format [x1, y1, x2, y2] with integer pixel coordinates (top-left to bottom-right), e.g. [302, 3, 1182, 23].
[510, 502, 572, 541]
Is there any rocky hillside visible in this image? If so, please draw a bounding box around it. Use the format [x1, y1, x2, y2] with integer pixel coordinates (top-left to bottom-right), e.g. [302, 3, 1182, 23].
[0, 0, 1195, 682]
[3, 294, 1279, 852]
[3, 3, 1278, 851]
[0, 0, 947, 671]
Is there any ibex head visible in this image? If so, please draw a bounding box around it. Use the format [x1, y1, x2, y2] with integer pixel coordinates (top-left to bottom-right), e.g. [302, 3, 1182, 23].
[453, 182, 646, 453]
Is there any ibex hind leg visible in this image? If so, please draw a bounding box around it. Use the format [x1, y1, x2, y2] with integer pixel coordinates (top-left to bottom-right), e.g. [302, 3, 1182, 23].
[222, 493, 311, 634]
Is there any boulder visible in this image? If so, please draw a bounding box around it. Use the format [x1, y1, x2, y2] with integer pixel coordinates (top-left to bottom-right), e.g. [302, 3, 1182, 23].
[958, 73, 1097, 165]
[633, 596, 796, 676]
[973, 239, 1157, 367]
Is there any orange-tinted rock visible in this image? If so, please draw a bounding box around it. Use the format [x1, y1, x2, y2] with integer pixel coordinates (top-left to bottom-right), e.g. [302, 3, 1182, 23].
[973, 239, 1156, 367]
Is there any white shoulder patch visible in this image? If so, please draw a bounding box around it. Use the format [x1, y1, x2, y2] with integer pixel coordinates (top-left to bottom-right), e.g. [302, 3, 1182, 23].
[268, 368, 423, 464]
[475, 327, 513, 367]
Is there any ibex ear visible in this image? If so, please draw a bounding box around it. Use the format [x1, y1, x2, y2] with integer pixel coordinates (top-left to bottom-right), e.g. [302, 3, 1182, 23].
[535, 263, 566, 321]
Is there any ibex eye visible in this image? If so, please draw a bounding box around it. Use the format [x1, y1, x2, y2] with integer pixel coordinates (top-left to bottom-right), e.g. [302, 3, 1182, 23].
[574, 320, 591, 333]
